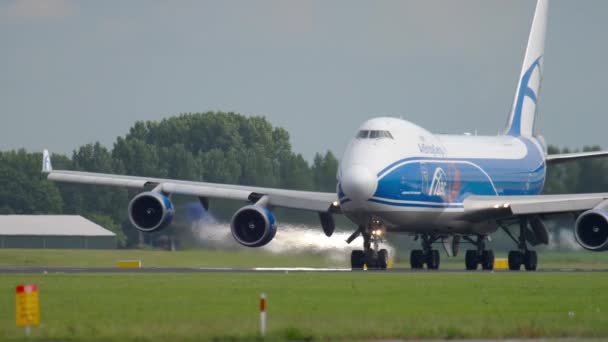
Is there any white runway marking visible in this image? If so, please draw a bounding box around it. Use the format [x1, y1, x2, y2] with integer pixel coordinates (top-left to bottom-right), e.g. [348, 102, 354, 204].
[253, 267, 351, 272]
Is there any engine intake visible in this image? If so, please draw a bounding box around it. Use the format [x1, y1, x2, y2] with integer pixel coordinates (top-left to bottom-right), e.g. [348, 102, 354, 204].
[575, 208, 608, 251]
[128, 192, 175, 232]
[230, 205, 277, 247]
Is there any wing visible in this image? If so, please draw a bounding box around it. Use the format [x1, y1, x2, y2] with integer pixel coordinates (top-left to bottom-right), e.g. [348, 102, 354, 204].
[463, 193, 608, 221]
[42, 152, 339, 213]
[546, 151, 608, 164]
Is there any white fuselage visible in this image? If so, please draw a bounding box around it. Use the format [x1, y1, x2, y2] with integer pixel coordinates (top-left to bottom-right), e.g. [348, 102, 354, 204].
[337, 117, 546, 235]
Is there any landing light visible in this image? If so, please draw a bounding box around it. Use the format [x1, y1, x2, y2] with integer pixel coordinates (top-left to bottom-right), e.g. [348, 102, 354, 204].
[332, 201, 339, 207]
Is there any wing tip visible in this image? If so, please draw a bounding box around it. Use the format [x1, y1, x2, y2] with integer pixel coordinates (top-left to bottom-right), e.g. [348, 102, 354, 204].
[42, 149, 52, 173]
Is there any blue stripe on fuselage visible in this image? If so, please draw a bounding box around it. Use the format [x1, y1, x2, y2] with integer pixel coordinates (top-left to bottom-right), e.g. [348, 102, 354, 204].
[370, 138, 545, 207]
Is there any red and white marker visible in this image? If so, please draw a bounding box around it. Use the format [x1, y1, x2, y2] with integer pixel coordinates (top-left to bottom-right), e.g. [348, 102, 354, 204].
[260, 293, 267, 336]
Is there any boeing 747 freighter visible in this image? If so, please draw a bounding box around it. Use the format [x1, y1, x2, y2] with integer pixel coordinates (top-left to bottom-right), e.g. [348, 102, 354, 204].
[43, 0, 608, 270]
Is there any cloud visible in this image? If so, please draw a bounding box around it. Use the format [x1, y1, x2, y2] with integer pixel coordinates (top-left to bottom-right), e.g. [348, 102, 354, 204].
[0, 0, 75, 20]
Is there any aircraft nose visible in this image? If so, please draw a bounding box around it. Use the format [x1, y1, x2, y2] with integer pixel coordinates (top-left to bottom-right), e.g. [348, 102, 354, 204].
[341, 165, 377, 202]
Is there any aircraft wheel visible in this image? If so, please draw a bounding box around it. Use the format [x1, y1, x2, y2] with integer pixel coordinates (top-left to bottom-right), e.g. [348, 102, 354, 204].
[351, 250, 365, 269]
[378, 249, 388, 270]
[410, 250, 424, 269]
[481, 250, 494, 270]
[524, 250, 538, 271]
[508, 250, 523, 271]
[465, 250, 478, 270]
[365, 250, 379, 269]
[427, 250, 440, 270]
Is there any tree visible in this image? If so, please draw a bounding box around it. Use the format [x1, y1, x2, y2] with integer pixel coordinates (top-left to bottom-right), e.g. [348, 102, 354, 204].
[0, 150, 63, 214]
[312, 151, 339, 192]
[87, 213, 127, 248]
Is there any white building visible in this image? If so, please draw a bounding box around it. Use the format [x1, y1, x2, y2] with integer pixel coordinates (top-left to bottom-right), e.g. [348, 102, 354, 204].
[0, 215, 116, 249]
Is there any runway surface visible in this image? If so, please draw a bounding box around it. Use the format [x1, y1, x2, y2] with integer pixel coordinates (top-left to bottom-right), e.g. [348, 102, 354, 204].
[0, 266, 607, 274]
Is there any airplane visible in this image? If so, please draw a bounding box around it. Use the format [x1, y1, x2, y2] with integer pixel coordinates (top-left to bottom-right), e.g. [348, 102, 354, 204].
[42, 0, 608, 271]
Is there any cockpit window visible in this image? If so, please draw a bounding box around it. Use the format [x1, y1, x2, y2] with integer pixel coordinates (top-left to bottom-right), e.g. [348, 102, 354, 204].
[357, 130, 393, 139]
[356, 130, 369, 138]
[381, 131, 394, 139]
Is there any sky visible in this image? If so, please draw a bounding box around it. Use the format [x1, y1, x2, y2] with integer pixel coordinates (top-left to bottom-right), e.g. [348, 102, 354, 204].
[1, 0, 607, 161]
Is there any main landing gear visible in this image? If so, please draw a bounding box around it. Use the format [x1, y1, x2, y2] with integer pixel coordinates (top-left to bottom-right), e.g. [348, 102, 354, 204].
[349, 225, 388, 270]
[502, 218, 538, 271]
[462, 235, 495, 270]
[410, 234, 440, 269]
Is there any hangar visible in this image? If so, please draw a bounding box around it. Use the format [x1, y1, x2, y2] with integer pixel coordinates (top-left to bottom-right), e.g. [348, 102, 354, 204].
[0, 215, 116, 249]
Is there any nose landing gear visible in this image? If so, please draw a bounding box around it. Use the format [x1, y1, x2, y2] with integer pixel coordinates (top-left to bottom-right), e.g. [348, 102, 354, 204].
[349, 223, 389, 270]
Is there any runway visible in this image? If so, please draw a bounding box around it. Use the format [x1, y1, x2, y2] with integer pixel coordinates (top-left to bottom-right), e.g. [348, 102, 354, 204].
[0, 266, 607, 274]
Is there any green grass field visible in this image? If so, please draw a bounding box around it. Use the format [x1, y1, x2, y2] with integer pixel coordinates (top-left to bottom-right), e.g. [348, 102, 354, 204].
[0, 248, 333, 268]
[0, 249, 607, 341]
[0, 272, 607, 341]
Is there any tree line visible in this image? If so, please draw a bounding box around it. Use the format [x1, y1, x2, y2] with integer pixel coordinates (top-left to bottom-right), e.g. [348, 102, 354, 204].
[0, 111, 606, 247]
[0, 112, 338, 247]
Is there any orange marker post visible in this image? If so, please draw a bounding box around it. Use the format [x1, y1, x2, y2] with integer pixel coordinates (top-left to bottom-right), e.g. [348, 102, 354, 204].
[16, 284, 40, 336]
[260, 293, 267, 336]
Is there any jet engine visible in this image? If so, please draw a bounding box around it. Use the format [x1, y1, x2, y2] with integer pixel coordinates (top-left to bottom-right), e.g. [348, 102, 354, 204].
[128, 192, 175, 232]
[575, 202, 608, 251]
[230, 205, 277, 247]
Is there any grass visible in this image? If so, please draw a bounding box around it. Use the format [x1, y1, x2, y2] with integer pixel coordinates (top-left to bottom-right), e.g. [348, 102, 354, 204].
[0, 272, 607, 341]
[0, 248, 333, 268]
[0, 248, 607, 270]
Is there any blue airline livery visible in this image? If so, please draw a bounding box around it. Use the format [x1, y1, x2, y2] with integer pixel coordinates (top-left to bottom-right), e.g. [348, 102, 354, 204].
[43, 0, 608, 271]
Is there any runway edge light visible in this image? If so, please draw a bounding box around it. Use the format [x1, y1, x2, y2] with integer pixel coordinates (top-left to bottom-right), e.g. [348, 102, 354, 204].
[16, 283, 40, 337]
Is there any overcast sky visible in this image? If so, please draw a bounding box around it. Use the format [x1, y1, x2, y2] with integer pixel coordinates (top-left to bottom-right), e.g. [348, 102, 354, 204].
[1, 0, 607, 161]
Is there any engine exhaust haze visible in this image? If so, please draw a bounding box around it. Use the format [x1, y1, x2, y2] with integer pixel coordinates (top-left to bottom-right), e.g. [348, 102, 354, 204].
[183, 203, 394, 263]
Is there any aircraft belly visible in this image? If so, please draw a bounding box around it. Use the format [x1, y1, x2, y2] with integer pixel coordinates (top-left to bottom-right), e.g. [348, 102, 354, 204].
[343, 206, 497, 235]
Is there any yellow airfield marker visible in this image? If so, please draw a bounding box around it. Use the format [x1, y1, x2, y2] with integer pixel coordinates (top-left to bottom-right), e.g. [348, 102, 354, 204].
[16, 283, 40, 337]
[117, 260, 142, 268]
[494, 258, 509, 270]
[388, 258, 394, 269]
[363, 263, 368, 271]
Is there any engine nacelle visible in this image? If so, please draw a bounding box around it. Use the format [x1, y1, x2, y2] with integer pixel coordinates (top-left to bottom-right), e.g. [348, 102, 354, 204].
[230, 205, 277, 247]
[128, 192, 175, 232]
[575, 207, 608, 251]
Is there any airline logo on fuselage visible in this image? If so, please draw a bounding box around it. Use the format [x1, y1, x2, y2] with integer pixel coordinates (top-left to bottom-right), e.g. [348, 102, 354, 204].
[429, 167, 447, 196]
[418, 143, 445, 156]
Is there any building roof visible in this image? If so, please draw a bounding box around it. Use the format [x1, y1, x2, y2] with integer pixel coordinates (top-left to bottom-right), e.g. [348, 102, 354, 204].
[0, 215, 116, 237]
